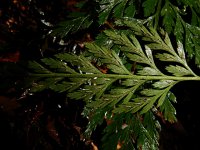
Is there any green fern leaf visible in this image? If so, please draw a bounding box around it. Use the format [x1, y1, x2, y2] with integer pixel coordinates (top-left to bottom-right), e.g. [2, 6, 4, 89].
[142, 0, 159, 17]
[97, 0, 136, 24]
[85, 43, 131, 75]
[28, 61, 51, 74]
[137, 67, 161, 76]
[101, 112, 159, 150]
[28, 19, 200, 115]
[161, 1, 176, 34]
[30, 77, 63, 92]
[122, 79, 143, 87]
[26, 18, 200, 149]
[55, 53, 101, 74]
[41, 57, 77, 73]
[153, 80, 175, 89]
[166, 65, 192, 76]
[159, 91, 177, 123]
[191, 7, 200, 26]
[83, 107, 109, 138]
[185, 24, 200, 66]
[156, 53, 177, 62]
[174, 15, 184, 42]
[51, 14, 93, 38]
[173, 12, 200, 67]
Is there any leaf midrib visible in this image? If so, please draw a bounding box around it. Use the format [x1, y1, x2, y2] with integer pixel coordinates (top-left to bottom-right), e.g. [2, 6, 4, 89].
[29, 73, 200, 81]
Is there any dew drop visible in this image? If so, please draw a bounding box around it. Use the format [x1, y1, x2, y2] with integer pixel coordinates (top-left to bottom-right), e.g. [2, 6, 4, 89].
[58, 104, 62, 108]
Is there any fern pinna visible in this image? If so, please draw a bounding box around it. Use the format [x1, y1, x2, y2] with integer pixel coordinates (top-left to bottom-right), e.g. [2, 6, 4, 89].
[26, 17, 200, 149]
[19, 0, 200, 149]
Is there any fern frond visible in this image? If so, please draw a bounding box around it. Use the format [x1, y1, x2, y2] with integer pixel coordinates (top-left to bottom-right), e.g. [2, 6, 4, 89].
[27, 19, 200, 149]
[101, 111, 160, 150]
[142, 0, 159, 17]
[97, 0, 136, 24]
[115, 18, 197, 76]
[50, 13, 93, 38]
[28, 19, 200, 115]
[175, 15, 200, 66]
[141, 0, 200, 67]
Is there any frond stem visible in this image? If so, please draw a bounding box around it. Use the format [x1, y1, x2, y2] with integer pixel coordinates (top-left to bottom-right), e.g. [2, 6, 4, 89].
[29, 73, 200, 81]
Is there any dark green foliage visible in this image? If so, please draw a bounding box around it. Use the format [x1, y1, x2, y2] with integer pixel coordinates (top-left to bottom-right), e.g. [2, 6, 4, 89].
[101, 112, 160, 150]
[97, 0, 136, 24]
[3, 0, 200, 149]
[142, 0, 159, 17]
[50, 13, 93, 38]
[48, 0, 200, 66]
[26, 16, 200, 148]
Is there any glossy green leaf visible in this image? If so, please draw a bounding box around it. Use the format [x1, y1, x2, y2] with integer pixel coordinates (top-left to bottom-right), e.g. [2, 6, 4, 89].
[161, 1, 176, 34]
[156, 53, 177, 62]
[142, 0, 159, 17]
[26, 15, 200, 150]
[153, 80, 175, 89]
[28, 61, 51, 73]
[166, 65, 192, 76]
[137, 67, 161, 76]
[177, 40, 186, 59]
[51, 15, 93, 38]
[41, 57, 77, 73]
[98, 0, 136, 24]
[160, 91, 177, 122]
